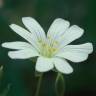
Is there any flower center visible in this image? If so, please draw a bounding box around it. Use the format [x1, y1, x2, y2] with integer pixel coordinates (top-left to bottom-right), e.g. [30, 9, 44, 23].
[38, 39, 58, 58]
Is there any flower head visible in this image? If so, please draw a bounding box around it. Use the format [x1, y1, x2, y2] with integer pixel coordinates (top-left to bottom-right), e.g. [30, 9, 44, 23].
[2, 17, 93, 74]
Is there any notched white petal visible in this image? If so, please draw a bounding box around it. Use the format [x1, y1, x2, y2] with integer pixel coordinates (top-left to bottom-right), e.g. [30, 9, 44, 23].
[53, 58, 73, 74]
[1, 41, 33, 50]
[9, 24, 33, 44]
[8, 49, 39, 59]
[85, 43, 93, 54]
[22, 17, 46, 41]
[58, 25, 84, 48]
[47, 18, 70, 40]
[61, 43, 93, 54]
[36, 56, 54, 72]
[57, 52, 88, 62]
[56, 42, 93, 63]
[9, 24, 40, 50]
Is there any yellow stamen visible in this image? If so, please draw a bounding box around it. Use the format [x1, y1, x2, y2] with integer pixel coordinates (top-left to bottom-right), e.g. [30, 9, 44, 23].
[38, 39, 58, 57]
[47, 35, 51, 39]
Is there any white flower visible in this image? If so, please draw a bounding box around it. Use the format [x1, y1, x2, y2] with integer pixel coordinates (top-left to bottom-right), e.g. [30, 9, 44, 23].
[2, 17, 93, 74]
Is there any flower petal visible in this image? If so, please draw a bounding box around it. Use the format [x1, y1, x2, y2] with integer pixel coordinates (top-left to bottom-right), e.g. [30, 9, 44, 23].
[9, 24, 39, 51]
[36, 56, 54, 72]
[58, 25, 84, 48]
[8, 49, 39, 59]
[47, 18, 70, 47]
[2, 41, 34, 50]
[56, 43, 93, 62]
[47, 18, 70, 44]
[22, 17, 46, 41]
[53, 58, 73, 74]
[10, 24, 33, 43]
[62, 43, 93, 54]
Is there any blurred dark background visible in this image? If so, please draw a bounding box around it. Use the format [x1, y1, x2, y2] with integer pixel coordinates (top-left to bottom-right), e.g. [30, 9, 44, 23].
[0, 0, 96, 96]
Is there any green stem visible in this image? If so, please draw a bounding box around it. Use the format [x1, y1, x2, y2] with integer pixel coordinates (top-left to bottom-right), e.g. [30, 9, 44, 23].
[55, 73, 65, 96]
[35, 73, 43, 96]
